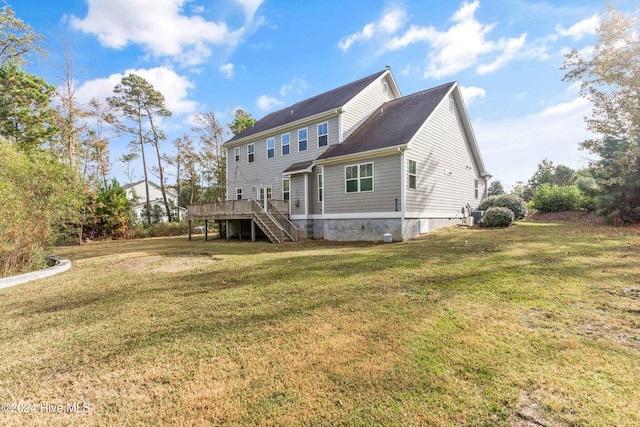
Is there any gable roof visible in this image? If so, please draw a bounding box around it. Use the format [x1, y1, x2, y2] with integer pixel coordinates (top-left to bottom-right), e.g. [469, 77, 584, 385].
[226, 70, 390, 144]
[316, 82, 455, 161]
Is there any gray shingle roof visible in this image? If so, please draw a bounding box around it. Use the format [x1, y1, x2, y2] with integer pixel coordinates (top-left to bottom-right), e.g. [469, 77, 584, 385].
[226, 70, 388, 144]
[316, 82, 455, 161]
[283, 160, 313, 174]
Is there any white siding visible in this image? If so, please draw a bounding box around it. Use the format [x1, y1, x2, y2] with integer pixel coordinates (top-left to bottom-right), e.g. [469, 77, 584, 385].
[405, 94, 486, 214]
[341, 74, 398, 140]
[324, 154, 402, 214]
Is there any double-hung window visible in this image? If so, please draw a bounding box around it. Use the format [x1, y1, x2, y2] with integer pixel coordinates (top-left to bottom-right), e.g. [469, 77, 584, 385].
[317, 123, 328, 147]
[234, 147, 240, 162]
[236, 188, 242, 200]
[318, 174, 323, 202]
[345, 162, 373, 193]
[247, 143, 255, 163]
[408, 160, 417, 190]
[282, 179, 290, 201]
[267, 137, 275, 159]
[281, 133, 290, 155]
[298, 128, 307, 152]
[474, 179, 479, 199]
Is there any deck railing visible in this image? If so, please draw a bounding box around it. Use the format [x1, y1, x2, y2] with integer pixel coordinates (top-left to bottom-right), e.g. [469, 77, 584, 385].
[188, 199, 290, 219]
[267, 200, 298, 242]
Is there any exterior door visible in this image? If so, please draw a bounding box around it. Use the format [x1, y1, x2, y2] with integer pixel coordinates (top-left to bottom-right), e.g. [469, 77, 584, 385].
[258, 186, 272, 209]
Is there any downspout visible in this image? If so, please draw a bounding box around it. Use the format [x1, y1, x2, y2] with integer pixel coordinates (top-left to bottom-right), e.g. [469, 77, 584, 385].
[399, 147, 406, 239]
[337, 108, 344, 143]
[304, 173, 309, 217]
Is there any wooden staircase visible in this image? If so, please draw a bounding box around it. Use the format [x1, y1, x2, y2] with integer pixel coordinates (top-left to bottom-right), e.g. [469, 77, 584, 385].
[250, 200, 298, 243]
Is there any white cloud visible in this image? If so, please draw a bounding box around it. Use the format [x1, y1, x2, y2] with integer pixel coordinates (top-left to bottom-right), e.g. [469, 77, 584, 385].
[557, 14, 600, 40]
[459, 85, 486, 105]
[338, 8, 407, 51]
[75, 66, 197, 115]
[219, 63, 235, 79]
[279, 77, 309, 97]
[256, 95, 283, 111]
[234, 0, 265, 21]
[69, 0, 245, 66]
[385, 0, 528, 79]
[475, 96, 594, 185]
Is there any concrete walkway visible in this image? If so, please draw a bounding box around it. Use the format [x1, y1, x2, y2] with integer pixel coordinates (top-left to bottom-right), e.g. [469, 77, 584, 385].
[0, 256, 71, 290]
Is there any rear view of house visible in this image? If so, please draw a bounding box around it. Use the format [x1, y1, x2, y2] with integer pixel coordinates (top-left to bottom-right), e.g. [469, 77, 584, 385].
[189, 68, 490, 241]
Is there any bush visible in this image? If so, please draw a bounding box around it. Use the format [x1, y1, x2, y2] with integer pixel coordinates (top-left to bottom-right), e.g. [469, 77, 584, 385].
[479, 207, 514, 227]
[531, 184, 589, 212]
[479, 194, 528, 220]
[0, 140, 82, 276]
[131, 221, 191, 239]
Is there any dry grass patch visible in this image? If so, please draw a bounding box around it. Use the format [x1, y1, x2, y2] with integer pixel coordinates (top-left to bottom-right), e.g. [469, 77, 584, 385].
[0, 225, 639, 426]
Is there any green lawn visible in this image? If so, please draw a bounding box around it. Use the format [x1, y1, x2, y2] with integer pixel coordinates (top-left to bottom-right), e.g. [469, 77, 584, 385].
[1, 222, 639, 426]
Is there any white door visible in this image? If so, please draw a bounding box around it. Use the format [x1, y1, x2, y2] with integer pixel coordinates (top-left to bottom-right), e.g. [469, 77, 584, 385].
[258, 186, 272, 209]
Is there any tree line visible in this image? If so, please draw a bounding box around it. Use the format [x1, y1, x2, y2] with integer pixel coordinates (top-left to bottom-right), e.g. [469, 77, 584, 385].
[0, 2, 256, 275]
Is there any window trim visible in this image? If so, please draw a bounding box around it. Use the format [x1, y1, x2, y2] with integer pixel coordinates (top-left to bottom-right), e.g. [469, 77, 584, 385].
[281, 133, 290, 156]
[247, 143, 255, 163]
[298, 128, 308, 152]
[236, 188, 242, 200]
[317, 122, 328, 147]
[266, 137, 275, 159]
[345, 162, 374, 194]
[408, 159, 417, 190]
[234, 147, 240, 162]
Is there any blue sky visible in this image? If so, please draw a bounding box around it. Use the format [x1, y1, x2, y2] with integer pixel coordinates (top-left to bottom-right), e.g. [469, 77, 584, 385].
[12, 0, 628, 187]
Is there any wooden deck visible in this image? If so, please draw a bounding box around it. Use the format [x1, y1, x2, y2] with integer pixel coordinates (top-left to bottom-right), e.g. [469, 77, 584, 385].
[187, 199, 298, 243]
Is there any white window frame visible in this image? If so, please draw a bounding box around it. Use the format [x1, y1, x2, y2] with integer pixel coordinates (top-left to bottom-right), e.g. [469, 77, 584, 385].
[282, 178, 290, 201]
[408, 159, 417, 190]
[298, 128, 307, 152]
[318, 173, 323, 202]
[345, 162, 374, 193]
[281, 133, 290, 155]
[236, 188, 242, 200]
[475, 179, 479, 199]
[317, 122, 328, 147]
[266, 137, 275, 159]
[234, 147, 240, 162]
[247, 143, 255, 163]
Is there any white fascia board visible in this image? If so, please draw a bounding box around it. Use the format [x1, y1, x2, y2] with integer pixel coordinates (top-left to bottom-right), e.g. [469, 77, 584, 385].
[223, 109, 341, 148]
[405, 211, 464, 218]
[315, 145, 406, 166]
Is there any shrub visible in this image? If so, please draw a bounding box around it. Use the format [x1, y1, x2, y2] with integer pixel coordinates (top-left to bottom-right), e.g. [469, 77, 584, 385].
[479, 194, 528, 220]
[479, 207, 514, 227]
[531, 184, 588, 212]
[0, 140, 82, 276]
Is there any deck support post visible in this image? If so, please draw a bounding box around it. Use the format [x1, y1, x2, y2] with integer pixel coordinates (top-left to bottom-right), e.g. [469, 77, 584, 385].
[251, 220, 256, 242]
[204, 220, 208, 241]
[239, 220, 242, 241]
[188, 220, 192, 241]
[226, 220, 230, 241]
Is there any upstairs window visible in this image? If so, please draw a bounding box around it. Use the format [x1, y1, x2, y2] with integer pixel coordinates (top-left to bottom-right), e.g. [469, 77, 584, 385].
[234, 147, 240, 162]
[408, 160, 417, 190]
[345, 162, 373, 193]
[267, 137, 275, 159]
[281, 133, 290, 155]
[298, 128, 307, 152]
[317, 122, 328, 147]
[247, 143, 255, 163]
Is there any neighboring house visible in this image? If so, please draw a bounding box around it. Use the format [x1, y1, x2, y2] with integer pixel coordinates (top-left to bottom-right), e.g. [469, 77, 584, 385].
[208, 68, 489, 241]
[123, 180, 186, 222]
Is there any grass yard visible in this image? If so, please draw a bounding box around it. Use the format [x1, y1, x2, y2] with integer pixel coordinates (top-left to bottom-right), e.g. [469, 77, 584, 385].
[1, 221, 639, 426]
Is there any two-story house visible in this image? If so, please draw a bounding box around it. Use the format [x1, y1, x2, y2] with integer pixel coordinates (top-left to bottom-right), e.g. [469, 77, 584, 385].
[124, 180, 186, 222]
[190, 68, 490, 242]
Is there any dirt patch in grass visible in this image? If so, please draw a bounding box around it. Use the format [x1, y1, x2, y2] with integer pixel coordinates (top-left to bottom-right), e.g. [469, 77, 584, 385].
[113, 253, 220, 273]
